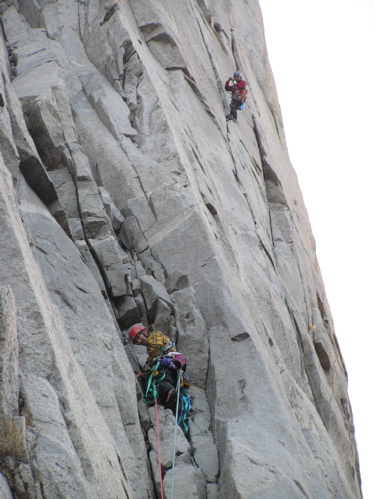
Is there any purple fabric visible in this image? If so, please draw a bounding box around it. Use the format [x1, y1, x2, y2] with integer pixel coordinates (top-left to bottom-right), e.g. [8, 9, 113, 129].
[172, 354, 186, 370]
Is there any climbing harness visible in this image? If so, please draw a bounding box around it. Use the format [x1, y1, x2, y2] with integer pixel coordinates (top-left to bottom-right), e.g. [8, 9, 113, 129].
[142, 360, 191, 433]
[154, 398, 165, 499]
[143, 363, 191, 432]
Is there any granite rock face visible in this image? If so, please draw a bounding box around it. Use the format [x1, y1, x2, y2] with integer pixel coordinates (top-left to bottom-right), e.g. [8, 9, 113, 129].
[0, 1, 361, 498]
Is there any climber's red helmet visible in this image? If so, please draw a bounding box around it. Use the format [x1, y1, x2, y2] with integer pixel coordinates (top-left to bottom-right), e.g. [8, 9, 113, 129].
[128, 324, 148, 343]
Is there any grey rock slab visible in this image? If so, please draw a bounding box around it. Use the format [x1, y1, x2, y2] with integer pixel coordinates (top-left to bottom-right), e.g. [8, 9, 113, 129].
[163, 463, 207, 499]
[132, 260, 147, 284]
[0, 286, 19, 417]
[126, 195, 157, 234]
[13, 61, 76, 171]
[88, 235, 127, 297]
[188, 386, 212, 430]
[80, 72, 137, 140]
[139, 248, 166, 283]
[65, 147, 114, 234]
[207, 483, 219, 499]
[2, 8, 71, 79]
[0, 48, 60, 203]
[0, 184, 138, 495]
[116, 295, 141, 329]
[190, 429, 219, 483]
[98, 185, 124, 232]
[13, 176, 151, 497]
[0, 36, 32, 182]
[165, 271, 189, 294]
[147, 405, 191, 469]
[153, 298, 172, 335]
[137, 398, 152, 433]
[68, 217, 85, 241]
[140, 274, 172, 323]
[148, 449, 163, 496]
[75, 240, 108, 298]
[134, 293, 148, 326]
[171, 287, 209, 388]
[188, 386, 219, 483]
[48, 167, 80, 219]
[0, 473, 12, 499]
[11, 462, 37, 499]
[83, 216, 111, 239]
[120, 215, 149, 253]
[72, 94, 143, 214]
[20, 374, 118, 498]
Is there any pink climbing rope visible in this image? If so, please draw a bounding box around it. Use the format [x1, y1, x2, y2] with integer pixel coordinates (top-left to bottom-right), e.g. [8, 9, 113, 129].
[155, 398, 164, 499]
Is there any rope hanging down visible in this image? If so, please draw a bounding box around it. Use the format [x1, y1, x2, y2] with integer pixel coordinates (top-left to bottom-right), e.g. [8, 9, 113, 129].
[155, 398, 164, 499]
[141, 360, 192, 498]
[170, 371, 182, 499]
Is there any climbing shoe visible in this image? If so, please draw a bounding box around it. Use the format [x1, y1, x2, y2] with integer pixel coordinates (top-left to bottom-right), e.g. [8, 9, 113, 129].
[226, 114, 233, 121]
[164, 389, 177, 409]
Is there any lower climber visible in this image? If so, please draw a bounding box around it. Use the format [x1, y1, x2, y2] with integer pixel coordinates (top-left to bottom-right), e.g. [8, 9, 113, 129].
[225, 70, 248, 122]
[128, 324, 189, 410]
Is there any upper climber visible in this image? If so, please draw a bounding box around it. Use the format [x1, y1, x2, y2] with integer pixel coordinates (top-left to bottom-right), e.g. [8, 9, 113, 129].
[225, 70, 248, 122]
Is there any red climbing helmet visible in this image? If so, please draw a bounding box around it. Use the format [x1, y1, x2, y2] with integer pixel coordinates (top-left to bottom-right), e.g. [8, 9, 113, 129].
[128, 324, 146, 343]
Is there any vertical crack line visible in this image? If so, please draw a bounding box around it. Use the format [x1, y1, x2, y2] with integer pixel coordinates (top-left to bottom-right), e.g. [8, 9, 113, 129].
[186, 1, 227, 136]
[230, 31, 242, 72]
[286, 300, 328, 430]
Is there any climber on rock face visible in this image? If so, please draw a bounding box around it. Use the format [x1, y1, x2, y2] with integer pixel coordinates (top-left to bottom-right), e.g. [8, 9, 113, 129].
[128, 324, 189, 410]
[225, 70, 248, 122]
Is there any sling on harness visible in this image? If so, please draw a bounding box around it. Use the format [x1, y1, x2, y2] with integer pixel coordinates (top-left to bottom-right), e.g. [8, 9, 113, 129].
[142, 361, 165, 405]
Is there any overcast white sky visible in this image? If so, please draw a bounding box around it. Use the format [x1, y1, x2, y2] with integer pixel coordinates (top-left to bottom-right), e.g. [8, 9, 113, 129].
[259, 1, 374, 497]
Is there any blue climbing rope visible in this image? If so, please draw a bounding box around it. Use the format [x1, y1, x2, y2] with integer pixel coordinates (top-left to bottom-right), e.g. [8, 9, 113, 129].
[177, 388, 191, 434]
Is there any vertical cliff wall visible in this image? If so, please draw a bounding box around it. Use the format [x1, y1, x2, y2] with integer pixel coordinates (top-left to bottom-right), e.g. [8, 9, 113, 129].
[0, 0, 361, 497]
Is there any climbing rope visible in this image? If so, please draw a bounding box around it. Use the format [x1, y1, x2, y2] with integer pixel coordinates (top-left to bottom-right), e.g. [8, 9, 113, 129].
[137, 359, 192, 498]
[154, 398, 164, 499]
[170, 370, 182, 499]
